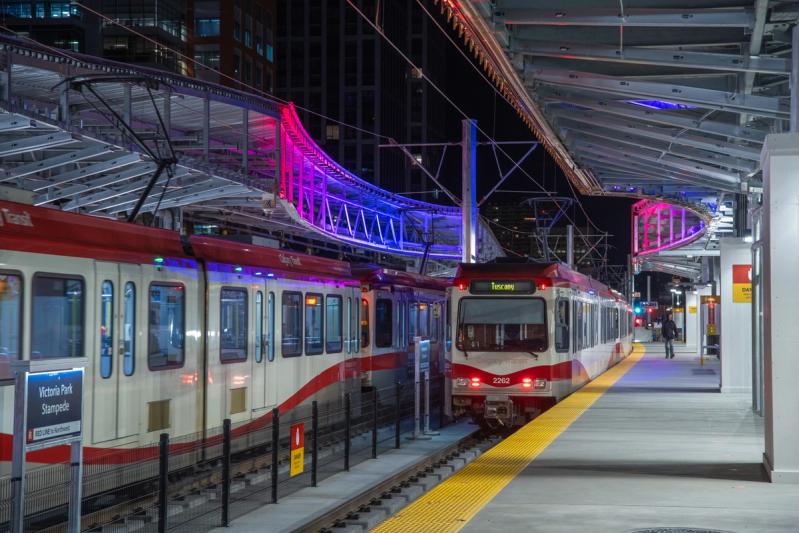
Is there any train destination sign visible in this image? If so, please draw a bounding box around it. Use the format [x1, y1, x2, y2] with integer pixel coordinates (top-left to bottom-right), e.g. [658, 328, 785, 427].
[25, 369, 83, 448]
[470, 280, 535, 295]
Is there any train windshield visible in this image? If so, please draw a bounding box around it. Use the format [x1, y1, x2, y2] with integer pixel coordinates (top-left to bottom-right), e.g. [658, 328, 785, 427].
[457, 297, 547, 352]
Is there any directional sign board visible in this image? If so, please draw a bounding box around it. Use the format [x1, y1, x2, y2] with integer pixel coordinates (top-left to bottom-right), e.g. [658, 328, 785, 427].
[290, 423, 304, 477]
[25, 369, 83, 449]
[418, 339, 431, 372]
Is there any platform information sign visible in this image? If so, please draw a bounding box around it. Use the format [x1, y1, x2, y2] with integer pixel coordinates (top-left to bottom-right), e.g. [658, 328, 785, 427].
[25, 369, 83, 447]
[290, 423, 304, 477]
[418, 339, 431, 372]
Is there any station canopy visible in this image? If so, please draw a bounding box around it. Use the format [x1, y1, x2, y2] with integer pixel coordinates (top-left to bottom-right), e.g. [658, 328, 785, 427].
[438, 0, 788, 277]
[0, 34, 503, 270]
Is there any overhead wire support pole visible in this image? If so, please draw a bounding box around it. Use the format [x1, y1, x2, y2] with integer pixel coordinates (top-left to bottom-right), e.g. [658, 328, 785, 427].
[477, 142, 538, 207]
[462, 119, 478, 263]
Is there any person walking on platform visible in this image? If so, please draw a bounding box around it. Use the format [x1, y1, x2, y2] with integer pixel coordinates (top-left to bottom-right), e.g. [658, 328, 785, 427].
[662, 314, 678, 359]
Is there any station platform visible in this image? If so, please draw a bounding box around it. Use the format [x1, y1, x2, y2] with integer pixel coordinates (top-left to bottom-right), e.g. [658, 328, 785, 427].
[376, 344, 799, 533]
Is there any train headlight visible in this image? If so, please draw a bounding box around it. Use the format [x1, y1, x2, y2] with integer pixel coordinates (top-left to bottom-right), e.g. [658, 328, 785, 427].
[521, 378, 533, 389]
[534, 378, 547, 390]
[456, 378, 468, 386]
[469, 377, 481, 389]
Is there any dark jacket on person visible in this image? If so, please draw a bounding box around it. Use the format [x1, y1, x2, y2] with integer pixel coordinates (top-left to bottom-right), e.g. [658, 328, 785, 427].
[662, 319, 678, 340]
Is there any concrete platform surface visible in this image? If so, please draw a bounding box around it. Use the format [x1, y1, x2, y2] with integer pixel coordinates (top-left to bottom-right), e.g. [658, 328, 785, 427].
[462, 344, 799, 533]
[209, 422, 476, 533]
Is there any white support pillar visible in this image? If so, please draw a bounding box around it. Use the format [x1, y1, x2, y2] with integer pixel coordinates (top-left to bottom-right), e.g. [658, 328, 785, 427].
[461, 119, 477, 263]
[719, 237, 753, 393]
[684, 290, 698, 353]
[761, 132, 799, 482]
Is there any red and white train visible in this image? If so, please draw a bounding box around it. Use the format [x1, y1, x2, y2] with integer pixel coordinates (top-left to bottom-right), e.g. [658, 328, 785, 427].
[449, 261, 633, 427]
[0, 200, 447, 470]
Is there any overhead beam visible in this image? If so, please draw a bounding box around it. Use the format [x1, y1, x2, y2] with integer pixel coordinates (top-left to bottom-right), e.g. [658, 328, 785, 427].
[570, 139, 741, 185]
[514, 40, 788, 75]
[537, 87, 769, 143]
[0, 131, 74, 158]
[527, 67, 790, 118]
[494, 7, 754, 28]
[550, 107, 761, 161]
[2, 144, 114, 179]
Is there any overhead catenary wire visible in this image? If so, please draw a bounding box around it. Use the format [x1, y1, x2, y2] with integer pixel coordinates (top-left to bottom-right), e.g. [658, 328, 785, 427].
[413, 0, 607, 237]
[351, 0, 608, 259]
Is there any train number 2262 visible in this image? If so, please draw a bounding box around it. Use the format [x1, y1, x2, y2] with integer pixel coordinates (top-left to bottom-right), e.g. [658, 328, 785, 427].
[492, 377, 510, 385]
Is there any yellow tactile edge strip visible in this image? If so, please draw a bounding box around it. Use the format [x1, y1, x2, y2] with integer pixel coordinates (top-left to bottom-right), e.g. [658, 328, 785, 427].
[373, 344, 646, 533]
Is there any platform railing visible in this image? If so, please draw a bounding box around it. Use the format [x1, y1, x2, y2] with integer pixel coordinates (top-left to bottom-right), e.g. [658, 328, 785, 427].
[0, 377, 447, 532]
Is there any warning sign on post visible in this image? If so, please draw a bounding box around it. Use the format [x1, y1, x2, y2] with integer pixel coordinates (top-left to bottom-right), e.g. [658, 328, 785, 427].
[289, 423, 304, 477]
[732, 264, 752, 303]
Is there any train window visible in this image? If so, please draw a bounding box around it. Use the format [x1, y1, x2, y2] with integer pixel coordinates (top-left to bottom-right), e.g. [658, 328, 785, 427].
[345, 297, 352, 353]
[409, 303, 417, 339]
[100, 280, 114, 378]
[457, 297, 547, 352]
[375, 298, 393, 348]
[418, 303, 430, 337]
[282, 291, 302, 357]
[445, 300, 452, 351]
[431, 304, 440, 342]
[326, 295, 343, 353]
[123, 282, 135, 376]
[0, 273, 22, 359]
[31, 275, 84, 360]
[360, 298, 370, 348]
[555, 298, 570, 353]
[220, 288, 248, 363]
[148, 283, 185, 370]
[305, 293, 324, 355]
[255, 291, 263, 363]
[267, 292, 275, 361]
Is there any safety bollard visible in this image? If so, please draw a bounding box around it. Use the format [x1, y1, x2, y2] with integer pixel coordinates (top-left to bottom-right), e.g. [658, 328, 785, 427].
[312, 401, 319, 487]
[221, 419, 231, 527]
[344, 393, 351, 471]
[271, 408, 279, 503]
[395, 382, 401, 449]
[158, 433, 169, 533]
[372, 390, 378, 459]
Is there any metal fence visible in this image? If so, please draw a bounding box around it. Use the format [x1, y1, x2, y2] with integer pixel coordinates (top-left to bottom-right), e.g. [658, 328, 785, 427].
[0, 377, 447, 532]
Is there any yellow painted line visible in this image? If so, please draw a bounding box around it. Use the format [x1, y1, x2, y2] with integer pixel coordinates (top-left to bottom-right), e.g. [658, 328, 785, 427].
[374, 344, 647, 533]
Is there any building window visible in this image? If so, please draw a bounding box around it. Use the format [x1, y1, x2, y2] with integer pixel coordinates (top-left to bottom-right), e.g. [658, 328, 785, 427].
[50, 2, 75, 18]
[31, 275, 84, 359]
[244, 29, 252, 47]
[195, 18, 220, 37]
[325, 125, 340, 141]
[266, 44, 274, 62]
[234, 21, 241, 41]
[2, 2, 32, 18]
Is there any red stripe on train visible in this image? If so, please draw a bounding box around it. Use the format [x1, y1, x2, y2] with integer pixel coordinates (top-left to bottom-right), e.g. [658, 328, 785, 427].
[452, 360, 586, 386]
[0, 353, 409, 465]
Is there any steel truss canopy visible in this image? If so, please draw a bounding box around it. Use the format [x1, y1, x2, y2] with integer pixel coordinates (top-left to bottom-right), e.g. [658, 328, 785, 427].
[435, 0, 790, 260]
[0, 34, 502, 262]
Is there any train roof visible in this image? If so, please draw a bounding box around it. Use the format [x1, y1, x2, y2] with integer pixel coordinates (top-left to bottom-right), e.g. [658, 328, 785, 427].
[355, 266, 450, 291]
[455, 261, 622, 300]
[0, 200, 353, 279]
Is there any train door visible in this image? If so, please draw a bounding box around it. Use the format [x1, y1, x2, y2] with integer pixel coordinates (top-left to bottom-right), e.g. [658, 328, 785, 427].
[252, 280, 278, 411]
[92, 261, 142, 444]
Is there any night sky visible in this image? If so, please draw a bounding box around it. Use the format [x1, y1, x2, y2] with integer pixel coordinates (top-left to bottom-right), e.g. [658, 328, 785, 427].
[427, 13, 634, 266]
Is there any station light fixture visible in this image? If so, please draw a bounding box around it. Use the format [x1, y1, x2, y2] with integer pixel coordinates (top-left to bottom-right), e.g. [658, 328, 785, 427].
[153, 256, 165, 265]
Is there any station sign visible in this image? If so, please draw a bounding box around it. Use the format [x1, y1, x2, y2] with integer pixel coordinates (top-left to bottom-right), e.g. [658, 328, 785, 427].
[289, 423, 304, 477]
[469, 280, 535, 295]
[418, 339, 431, 372]
[688, 305, 697, 314]
[25, 369, 83, 449]
[631, 291, 641, 298]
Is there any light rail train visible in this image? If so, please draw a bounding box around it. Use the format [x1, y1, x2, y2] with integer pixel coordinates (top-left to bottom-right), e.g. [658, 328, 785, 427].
[449, 261, 633, 427]
[0, 200, 447, 469]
